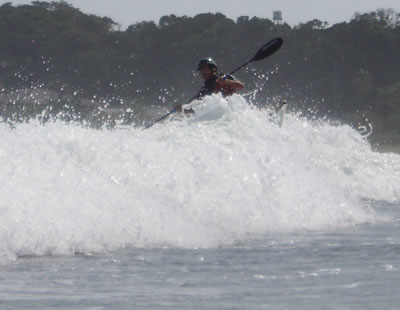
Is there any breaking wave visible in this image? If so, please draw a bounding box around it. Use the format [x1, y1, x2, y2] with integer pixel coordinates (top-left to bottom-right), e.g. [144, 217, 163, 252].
[0, 94, 399, 262]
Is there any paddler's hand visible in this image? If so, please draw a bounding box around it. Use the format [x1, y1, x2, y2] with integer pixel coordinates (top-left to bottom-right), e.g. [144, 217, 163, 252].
[175, 104, 183, 113]
[174, 104, 195, 115]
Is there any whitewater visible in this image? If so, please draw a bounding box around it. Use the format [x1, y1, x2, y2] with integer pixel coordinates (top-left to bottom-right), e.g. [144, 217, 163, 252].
[1, 94, 399, 309]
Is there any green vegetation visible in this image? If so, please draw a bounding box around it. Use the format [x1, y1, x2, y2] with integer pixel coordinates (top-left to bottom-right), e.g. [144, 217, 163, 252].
[0, 1, 399, 141]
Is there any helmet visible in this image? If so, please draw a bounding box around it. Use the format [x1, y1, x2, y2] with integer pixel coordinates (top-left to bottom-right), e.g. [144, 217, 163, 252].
[197, 58, 217, 71]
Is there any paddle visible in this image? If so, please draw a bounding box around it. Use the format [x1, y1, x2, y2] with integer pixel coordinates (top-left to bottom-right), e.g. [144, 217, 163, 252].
[228, 37, 283, 76]
[144, 37, 283, 130]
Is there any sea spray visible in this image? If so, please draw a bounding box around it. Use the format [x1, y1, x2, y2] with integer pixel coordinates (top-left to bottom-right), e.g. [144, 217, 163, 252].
[0, 94, 399, 262]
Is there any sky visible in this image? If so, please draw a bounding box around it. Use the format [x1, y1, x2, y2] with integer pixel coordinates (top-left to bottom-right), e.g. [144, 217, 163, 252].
[10, 0, 400, 28]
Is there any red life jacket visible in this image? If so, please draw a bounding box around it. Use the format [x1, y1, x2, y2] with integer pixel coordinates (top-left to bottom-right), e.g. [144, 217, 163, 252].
[196, 75, 237, 100]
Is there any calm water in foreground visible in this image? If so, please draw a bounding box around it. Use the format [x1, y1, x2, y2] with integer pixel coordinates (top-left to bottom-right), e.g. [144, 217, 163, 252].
[1, 201, 399, 310]
[1, 96, 400, 309]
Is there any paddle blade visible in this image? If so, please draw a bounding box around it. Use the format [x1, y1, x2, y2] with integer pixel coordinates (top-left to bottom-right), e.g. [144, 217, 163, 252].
[252, 38, 283, 62]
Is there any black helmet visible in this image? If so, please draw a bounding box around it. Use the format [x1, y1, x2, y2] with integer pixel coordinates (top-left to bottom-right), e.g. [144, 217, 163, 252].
[197, 58, 217, 71]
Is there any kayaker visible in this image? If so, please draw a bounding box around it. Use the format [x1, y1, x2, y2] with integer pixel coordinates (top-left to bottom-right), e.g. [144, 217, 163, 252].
[176, 58, 244, 113]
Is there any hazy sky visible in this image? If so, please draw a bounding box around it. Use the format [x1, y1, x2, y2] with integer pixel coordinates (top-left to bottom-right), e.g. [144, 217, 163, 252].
[10, 0, 400, 28]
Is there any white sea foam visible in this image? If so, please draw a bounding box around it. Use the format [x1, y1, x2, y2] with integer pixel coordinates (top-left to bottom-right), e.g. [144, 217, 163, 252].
[0, 94, 399, 262]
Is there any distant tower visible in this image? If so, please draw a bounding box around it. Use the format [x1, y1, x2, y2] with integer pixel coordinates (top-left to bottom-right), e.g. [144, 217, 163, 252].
[273, 11, 283, 24]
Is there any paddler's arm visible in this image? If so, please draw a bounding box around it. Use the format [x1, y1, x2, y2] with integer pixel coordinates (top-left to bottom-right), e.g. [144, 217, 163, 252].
[216, 77, 244, 91]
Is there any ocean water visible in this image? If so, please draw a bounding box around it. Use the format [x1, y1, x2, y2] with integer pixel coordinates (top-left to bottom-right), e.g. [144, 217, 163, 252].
[0, 95, 399, 309]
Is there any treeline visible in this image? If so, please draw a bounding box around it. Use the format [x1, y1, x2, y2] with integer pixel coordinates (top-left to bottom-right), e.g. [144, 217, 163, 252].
[0, 1, 399, 141]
